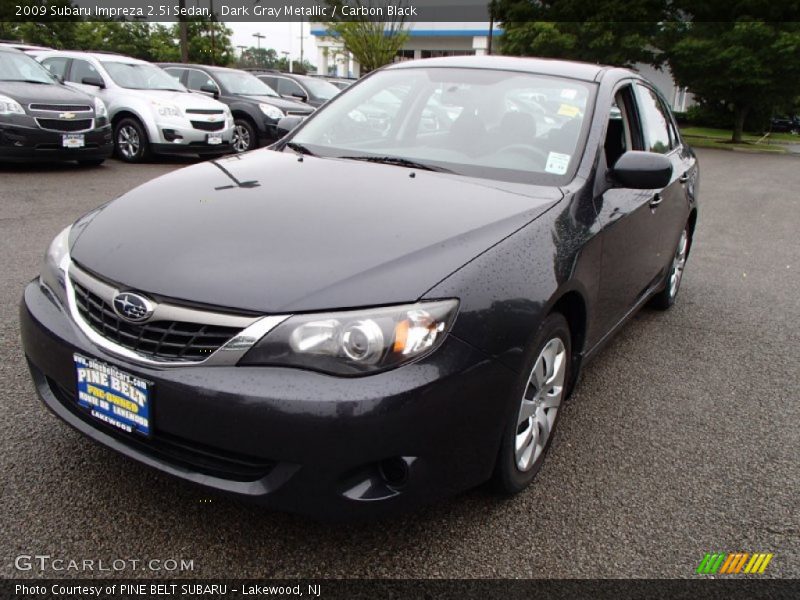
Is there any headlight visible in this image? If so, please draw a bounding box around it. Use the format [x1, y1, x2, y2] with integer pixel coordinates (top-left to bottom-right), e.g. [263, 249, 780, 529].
[259, 103, 284, 119]
[0, 94, 25, 116]
[40, 226, 71, 306]
[239, 299, 459, 375]
[152, 101, 181, 117]
[93, 97, 108, 119]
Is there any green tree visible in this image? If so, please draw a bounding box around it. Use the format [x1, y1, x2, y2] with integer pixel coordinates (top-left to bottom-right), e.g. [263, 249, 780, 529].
[323, 1, 409, 74]
[175, 19, 234, 66]
[493, 0, 669, 67]
[661, 19, 800, 142]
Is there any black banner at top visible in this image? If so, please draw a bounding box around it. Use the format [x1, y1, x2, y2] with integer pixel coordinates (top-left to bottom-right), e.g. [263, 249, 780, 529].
[3, 0, 800, 23]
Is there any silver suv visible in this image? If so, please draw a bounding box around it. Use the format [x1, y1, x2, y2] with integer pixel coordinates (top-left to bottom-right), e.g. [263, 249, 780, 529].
[36, 51, 234, 162]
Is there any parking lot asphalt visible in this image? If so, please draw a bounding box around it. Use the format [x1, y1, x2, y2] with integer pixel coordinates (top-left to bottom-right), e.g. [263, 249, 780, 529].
[1, 150, 798, 579]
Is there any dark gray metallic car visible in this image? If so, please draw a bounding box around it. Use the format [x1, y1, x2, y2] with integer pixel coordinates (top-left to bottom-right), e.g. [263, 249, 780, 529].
[21, 56, 698, 519]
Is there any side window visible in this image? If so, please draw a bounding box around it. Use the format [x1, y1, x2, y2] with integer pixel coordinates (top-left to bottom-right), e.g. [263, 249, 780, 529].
[69, 59, 101, 85]
[186, 69, 216, 92]
[277, 78, 305, 98]
[41, 57, 68, 78]
[635, 84, 672, 154]
[164, 67, 185, 84]
[259, 76, 276, 89]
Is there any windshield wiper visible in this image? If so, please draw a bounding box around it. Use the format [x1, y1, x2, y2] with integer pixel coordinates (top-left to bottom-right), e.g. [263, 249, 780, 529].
[285, 142, 315, 156]
[338, 155, 451, 173]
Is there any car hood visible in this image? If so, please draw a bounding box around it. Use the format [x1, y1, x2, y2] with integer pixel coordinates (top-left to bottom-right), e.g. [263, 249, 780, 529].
[70, 150, 561, 313]
[0, 81, 94, 105]
[236, 94, 314, 113]
[126, 89, 225, 110]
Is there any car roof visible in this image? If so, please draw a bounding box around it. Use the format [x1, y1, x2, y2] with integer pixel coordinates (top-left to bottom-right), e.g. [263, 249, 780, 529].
[159, 63, 246, 75]
[36, 50, 147, 64]
[0, 42, 51, 52]
[386, 55, 616, 82]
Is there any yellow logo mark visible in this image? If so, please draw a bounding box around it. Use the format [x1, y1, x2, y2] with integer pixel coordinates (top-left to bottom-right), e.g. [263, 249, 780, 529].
[59, 112, 76, 120]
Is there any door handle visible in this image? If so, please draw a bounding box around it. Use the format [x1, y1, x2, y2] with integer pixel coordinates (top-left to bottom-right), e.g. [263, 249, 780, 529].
[649, 193, 663, 208]
[679, 172, 689, 184]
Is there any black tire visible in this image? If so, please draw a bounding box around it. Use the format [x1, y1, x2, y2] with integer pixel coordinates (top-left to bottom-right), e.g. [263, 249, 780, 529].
[77, 159, 105, 167]
[114, 117, 150, 163]
[232, 118, 257, 153]
[492, 312, 572, 495]
[650, 223, 691, 310]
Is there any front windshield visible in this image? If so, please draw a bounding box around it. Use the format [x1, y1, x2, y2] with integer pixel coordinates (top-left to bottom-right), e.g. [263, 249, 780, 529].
[290, 67, 594, 184]
[301, 76, 339, 100]
[0, 51, 56, 84]
[102, 61, 186, 91]
[215, 70, 278, 96]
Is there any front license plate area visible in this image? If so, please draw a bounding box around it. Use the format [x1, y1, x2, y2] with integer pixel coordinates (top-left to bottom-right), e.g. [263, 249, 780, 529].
[74, 353, 151, 437]
[206, 133, 222, 145]
[62, 133, 85, 148]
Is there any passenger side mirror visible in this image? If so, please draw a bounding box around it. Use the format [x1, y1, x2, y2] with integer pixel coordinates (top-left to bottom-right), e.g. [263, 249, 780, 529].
[291, 92, 308, 103]
[611, 151, 672, 189]
[200, 84, 219, 99]
[81, 76, 105, 89]
[276, 116, 305, 136]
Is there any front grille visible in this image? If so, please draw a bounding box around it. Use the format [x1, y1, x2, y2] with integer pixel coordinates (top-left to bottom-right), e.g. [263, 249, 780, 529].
[186, 108, 224, 115]
[73, 282, 240, 362]
[190, 120, 225, 131]
[36, 118, 93, 132]
[29, 103, 92, 112]
[47, 377, 277, 482]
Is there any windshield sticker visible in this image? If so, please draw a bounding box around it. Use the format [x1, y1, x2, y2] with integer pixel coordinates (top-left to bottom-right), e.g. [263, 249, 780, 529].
[558, 103, 581, 118]
[561, 88, 578, 100]
[545, 152, 571, 175]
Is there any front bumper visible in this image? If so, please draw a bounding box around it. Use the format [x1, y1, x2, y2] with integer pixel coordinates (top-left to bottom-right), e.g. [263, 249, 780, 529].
[20, 280, 515, 520]
[149, 118, 234, 156]
[0, 122, 113, 162]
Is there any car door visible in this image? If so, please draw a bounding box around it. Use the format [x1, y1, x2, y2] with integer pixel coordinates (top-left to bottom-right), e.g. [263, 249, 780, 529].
[593, 83, 666, 334]
[634, 83, 693, 279]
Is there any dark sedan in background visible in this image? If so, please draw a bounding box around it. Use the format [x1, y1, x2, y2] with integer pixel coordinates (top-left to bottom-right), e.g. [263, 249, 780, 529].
[254, 71, 340, 108]
[21, 56, 698, 520]
[160, 63, 313, 153]
[0, 46, 112, 164]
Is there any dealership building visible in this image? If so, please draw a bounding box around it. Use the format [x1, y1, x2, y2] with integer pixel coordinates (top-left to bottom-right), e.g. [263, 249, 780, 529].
[310, 22, 693, 111]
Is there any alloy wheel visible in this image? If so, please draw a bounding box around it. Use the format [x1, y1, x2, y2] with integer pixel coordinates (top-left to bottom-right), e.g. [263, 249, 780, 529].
[117, 125, 140, 159]
[668, 229, 689, 299]
[232, 124, 251, 152]
[515, 337, 566, 472]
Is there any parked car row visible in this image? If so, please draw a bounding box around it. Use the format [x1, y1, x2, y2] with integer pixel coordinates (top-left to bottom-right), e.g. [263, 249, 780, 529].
[1, 44, 338, 165]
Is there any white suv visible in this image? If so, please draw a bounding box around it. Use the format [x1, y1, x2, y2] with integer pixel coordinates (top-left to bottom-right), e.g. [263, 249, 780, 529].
[36, 51, 234, 162]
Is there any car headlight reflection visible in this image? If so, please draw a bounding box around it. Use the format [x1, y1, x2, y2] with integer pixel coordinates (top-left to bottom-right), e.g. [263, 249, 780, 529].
[40, 225, 71, 305]
[240, 299, 459, 375]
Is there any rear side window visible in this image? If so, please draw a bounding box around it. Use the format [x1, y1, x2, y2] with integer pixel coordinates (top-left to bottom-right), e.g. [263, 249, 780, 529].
[277, 77, 305, 98]
[70, 59, 101, 85]
[164, 67, 185, 84]
[635, 84, 673, 154]
[41, 56, 68, 78]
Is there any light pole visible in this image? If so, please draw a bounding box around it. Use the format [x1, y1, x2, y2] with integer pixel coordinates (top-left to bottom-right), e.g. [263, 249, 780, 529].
[253, 32, 265, 50]
[281, 50, 292, 73]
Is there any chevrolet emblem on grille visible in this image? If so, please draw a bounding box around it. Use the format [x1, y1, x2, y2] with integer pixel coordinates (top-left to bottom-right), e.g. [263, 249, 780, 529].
[112, 292, 155, 323]
[59, 112, 77, 120]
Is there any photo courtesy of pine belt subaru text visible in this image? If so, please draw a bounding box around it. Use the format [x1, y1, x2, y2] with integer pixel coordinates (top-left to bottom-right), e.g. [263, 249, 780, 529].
[20, 56, 699, 520]
[35, 50, 235, 162]
[0, 46, 112, 164]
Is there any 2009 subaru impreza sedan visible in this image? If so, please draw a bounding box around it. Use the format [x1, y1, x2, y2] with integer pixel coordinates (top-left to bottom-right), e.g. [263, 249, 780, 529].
[21, 56, 698, 520]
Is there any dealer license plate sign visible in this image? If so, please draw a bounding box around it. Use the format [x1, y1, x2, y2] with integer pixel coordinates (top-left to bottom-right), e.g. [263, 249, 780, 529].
[207, 133, 223, 145]
[62, 133, 85, 148]
[74, 353, 151, 436]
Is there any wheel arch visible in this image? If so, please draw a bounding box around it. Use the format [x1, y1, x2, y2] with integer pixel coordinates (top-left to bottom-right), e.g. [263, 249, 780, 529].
[546, 288, 588, 392]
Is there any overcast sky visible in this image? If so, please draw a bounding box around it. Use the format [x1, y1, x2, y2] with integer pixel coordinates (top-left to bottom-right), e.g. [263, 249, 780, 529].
[228, 22, 318, 61]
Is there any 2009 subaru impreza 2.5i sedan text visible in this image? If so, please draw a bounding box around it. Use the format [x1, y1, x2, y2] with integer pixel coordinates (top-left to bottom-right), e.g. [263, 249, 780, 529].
[21, 56, 698, 520]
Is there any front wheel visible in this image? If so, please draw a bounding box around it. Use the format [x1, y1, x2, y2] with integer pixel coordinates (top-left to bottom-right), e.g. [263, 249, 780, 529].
[232, 118, 257, 153]
[650, 226, 690, 310]
[114, 117, 150, 163]
[493, 313, 571, 495]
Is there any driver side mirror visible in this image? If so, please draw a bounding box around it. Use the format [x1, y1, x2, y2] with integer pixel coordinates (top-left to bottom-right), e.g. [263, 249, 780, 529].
[200, 84, 219, 99]
[81, 76, 105, 89]
[611, 151, 672, 189]
[291, 91, 308, 103]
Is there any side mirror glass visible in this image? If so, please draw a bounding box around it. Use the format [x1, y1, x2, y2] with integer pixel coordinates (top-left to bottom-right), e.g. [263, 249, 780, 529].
[611, 151, 672, 189]
[81, 76, 105, 89]
[276, 116, 304, 136]
[291, 92, 308, 102]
